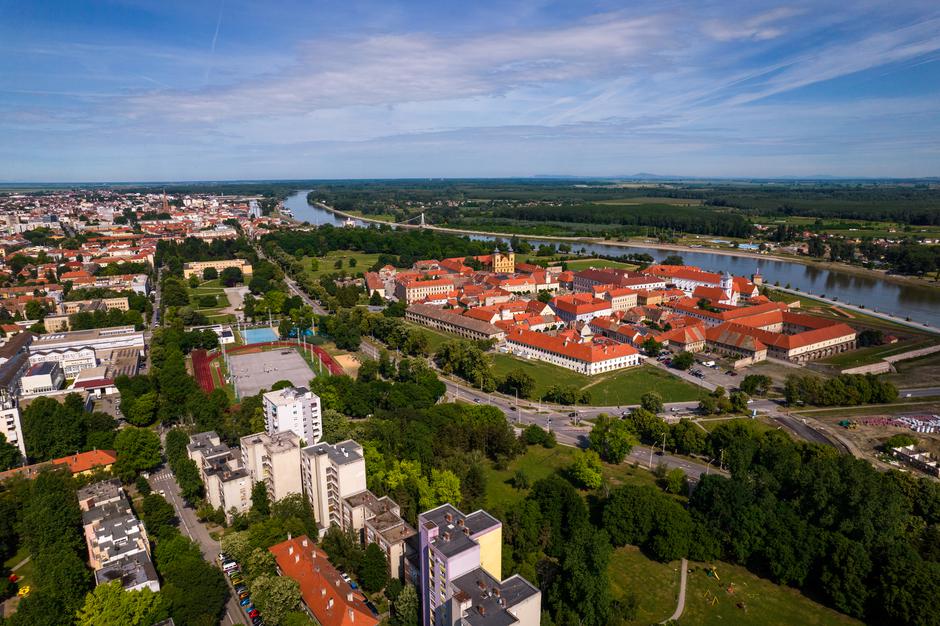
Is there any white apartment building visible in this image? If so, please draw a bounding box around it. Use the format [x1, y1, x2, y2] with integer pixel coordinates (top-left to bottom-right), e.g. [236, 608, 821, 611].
[241, 431, 303, 502]
[262, 387, 322, 445]
[187, 431, 252, 520]
[301, 440, 366, 533]
[0, 407, 24, 457]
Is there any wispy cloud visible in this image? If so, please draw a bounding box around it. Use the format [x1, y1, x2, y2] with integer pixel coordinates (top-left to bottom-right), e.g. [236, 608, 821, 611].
[205, 0, 225, 84]
[702, 7, 801, 42]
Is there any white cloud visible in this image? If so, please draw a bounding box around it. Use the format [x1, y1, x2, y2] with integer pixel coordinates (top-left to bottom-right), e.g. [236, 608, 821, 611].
[701, 7, 801, 42]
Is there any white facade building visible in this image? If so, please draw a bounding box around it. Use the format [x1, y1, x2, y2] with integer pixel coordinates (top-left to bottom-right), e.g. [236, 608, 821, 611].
[301, 440, 367, 532]
[262, 387, 322, 445]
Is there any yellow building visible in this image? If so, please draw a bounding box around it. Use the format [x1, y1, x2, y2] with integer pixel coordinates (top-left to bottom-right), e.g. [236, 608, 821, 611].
[491, 247, 515, 273]
[182, 258, 253, 279]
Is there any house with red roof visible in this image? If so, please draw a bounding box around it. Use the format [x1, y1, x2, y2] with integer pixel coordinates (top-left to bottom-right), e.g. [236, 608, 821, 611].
[270, 536, 379, 626]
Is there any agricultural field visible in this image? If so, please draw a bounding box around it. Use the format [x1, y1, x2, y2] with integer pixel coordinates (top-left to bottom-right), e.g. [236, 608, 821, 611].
[490, 354, 705, 405]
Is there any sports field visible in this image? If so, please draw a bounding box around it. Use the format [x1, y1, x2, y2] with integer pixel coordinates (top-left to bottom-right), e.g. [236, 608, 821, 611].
[229, 349, 315, 397]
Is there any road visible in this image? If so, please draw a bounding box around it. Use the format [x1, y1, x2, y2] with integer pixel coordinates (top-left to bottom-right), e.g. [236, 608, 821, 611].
[254, 245, 329, 316]
[663, 558, 689, 624]
[149, 468, 244, 626]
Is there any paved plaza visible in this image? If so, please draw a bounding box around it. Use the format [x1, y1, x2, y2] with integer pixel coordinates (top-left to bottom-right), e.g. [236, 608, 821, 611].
[229, 349, 315, 398]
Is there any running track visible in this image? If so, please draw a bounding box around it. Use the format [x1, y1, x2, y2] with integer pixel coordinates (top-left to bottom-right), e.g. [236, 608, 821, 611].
[192, 342, 344, 393]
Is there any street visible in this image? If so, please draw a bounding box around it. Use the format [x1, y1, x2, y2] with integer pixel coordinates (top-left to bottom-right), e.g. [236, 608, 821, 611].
[149, 468, 244, 626]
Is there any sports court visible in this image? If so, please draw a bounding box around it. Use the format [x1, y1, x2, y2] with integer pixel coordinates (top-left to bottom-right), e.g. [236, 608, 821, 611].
[242, 326, 279, 344]
[229, 348, 315, 398]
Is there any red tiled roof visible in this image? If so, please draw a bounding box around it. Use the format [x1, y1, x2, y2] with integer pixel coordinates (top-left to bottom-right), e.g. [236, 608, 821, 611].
[51, 449, 117, 474]
[507, 327, 637, 363]
[270, 537, 378, 626]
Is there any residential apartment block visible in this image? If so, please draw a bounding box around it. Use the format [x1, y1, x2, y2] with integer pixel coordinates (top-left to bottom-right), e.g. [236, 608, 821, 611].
[241, 430, 303, 502]
[77, 479, 160, 592]
[341, 490, 416, 580]
[262, 386, 322, 445]
[301, 440, 367, 532]
[187, 431, 252, 520]
[419, 504, 540, 626]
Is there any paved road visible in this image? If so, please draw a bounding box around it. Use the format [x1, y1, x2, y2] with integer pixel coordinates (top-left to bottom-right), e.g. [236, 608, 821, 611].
[255, 245, 328, 316]
[663, 558, 689, 624]
[149, 468, 244, 626]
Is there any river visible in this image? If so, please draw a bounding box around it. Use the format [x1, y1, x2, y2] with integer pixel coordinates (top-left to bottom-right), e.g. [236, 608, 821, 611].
[282, 190, 940, 328]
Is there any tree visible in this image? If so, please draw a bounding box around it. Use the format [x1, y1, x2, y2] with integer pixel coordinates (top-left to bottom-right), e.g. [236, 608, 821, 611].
[114, 427, 162, 480]
[520, 424, 556, 448]
[884, 433, 917, 450]
[202, 267, 218, 280]
[393, 584, 419, 626]
[740, 374, 772, 396]
[589, 415, 637, 464]
[663, 468, 688, 494]
[0, 433, 22, 471]
[641, 337, 662, 356]
[220, 266, 243, 287]
[20, 394, 86, 462]
[360, 543, 389, 593]
[75, 580, 165, 626]
[662, 254, 684, 266]
[369, 290, 384, 306]
[568, 450, 603, 489]
[140, 494, 177, 537]
[640, 391, 663, 414]
[670, 351, 694, 370]
[499, 369, 536, 399]
[250, 575, 301, 626]
[252, 481, 271, 517]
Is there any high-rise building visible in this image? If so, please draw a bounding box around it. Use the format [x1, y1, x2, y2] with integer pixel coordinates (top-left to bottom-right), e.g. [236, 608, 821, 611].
[262, 386, 322, 444]
[187, 431, 251, 520]
[418, 504, 541, 626]
[300, 440, 366, 532]
[241, 431, 303, 502]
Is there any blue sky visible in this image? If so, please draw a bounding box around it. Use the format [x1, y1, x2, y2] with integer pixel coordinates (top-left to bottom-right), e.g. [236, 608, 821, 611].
[1, 0, 939, 181]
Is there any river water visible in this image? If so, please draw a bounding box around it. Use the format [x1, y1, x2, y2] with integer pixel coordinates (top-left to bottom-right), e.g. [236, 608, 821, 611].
[283, 190, 940, 328]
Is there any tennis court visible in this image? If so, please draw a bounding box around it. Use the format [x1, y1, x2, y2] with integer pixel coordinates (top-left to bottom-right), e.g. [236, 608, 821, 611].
[242, 326, 279, 344]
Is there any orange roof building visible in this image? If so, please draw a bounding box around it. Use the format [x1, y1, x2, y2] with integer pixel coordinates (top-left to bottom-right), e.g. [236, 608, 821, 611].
[270, 536, 379, 626]
[52, 449, 118, 475]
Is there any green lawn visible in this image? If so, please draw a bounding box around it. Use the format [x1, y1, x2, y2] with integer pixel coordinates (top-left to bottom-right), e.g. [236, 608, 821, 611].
[609, 547, 681, 625]
[491, 355, 704, 405]
[303, 251, 382, 280]
[484, 444, 665, 511]
[821, 339, 934, 368]
[681, 561, 862, 626]
[563, 258, 639, 272]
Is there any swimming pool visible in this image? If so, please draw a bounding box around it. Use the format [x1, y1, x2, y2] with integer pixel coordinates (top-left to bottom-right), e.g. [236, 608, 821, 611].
[241, 327, 279, 344]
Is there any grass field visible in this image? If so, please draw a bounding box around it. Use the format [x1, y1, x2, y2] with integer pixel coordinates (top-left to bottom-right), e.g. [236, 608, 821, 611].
[562, 258, 640, 272]
[609, 547, 680, 624]
[486, 446, 860, 626]
[886, 350, 940, 388]
[681, 561, 862, 626]
[820, 339, 935, 368]
[490, 355, 704, 405]
[303, 251, 382, 280]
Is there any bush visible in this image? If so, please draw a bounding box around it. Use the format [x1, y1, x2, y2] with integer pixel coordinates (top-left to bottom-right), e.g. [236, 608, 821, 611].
[198, 294, 217, 308]
[520, 424, 556, 448]
[670, 352, 694, 370]
[202, 267, 218, 280]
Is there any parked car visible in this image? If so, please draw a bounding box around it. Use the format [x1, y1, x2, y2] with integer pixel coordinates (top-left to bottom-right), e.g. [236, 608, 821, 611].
[240, 597, 251, 607]
[248, 609, 260, 619]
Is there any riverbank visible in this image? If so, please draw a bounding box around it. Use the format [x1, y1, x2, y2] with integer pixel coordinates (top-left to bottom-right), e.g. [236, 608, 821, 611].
[311, 200, 940, 292]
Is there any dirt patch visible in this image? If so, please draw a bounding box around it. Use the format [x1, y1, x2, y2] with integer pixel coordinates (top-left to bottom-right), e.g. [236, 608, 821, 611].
[334, 353, 361, 376]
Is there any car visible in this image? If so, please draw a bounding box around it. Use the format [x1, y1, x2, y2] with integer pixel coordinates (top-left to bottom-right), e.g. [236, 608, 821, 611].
[238, 591, 250, 599]
[248, 609, 260, 619]
[230, 572, 243, 580]
[217, 552, 229, 562]
[726, 370, 738, 376]
[340, 573, 351, 583]
[473, 398, 481, 403]
[568, 412, 577, 417]
[235, 586, 247, 594]
[509, 406, 517, 411]
[240, 598, 251, 606]
[251, 618, 264, 626]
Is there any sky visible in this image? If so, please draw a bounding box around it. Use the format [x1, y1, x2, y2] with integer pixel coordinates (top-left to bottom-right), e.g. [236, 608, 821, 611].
[1, 0, 939, 181]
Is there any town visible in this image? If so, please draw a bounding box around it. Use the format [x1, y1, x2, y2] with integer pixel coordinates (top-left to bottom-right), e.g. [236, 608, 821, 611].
[0, 183, 936, 626]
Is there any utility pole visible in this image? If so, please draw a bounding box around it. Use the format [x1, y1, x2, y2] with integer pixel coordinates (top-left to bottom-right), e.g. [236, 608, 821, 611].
[661, 432, 667, 457]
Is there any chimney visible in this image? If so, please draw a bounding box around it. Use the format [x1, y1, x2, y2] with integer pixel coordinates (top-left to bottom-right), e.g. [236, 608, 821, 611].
[457, 518, 464, 527]
[321, 588, 327, 597]
[289, 545, 294, 555]
[347, 592, 354, 602]
[302, 538, 308, 547]
[328, 598, 334, 610]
